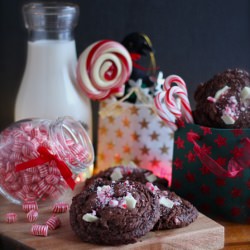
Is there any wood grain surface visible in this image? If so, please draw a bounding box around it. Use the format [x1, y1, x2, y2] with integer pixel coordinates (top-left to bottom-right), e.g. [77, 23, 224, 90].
[0, 197, 224, 250]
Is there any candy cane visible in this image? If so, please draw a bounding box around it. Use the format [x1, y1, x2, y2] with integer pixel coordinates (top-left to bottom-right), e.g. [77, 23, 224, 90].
[163, 74, 187, 93]
[154, 91, 178, 131]
[154, 75, 193, 130]
[166, 86, 193, 123]
[77, 40, 132, 100]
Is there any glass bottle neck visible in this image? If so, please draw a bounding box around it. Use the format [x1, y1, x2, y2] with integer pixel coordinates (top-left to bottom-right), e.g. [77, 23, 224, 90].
[28, 30, 74, 42]
[23, 2, 79, 42]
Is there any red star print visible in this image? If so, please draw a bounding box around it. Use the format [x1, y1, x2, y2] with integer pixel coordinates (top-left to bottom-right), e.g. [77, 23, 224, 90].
[185, 172, 195, 182]
[214, 135, 227, 147]
[201, 184, 210, 194]
[231, 207, 241, 217]
[173, 158, 183, 170]
[200, 144, 212, 155]
[216, 157, 227, 167]
[231, 187, 241, 198]
[175, 136, 185, 149]
[232, 129, 243, 136]
[200, 165, 210, 175]
[216, 178, 226, 187]
[186, 151, 196, 162]
[215, 197, 225, 206]
[230, 147, 244, 158]
[201, 126, 212, 135]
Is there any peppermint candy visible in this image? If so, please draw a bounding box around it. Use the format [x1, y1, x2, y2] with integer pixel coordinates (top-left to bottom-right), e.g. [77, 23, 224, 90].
[46, 215, 61, 230]
[31, 224, 48, 237]
[5, 213, 17, 223]
[27, 209, 38, 222]
[0, 119, 92, 203]
[52, 202, 69, 213]
[76, 40, 132, 100]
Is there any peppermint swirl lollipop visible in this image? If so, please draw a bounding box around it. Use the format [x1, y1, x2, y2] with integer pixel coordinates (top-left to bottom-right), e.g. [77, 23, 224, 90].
[77, 40, 132, 100]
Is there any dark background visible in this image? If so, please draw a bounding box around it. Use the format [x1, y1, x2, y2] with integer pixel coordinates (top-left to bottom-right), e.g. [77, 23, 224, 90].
[1, 0, 250, 145]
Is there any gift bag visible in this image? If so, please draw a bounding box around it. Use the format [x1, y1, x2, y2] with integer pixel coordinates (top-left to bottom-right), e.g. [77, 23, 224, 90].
[171, 122, 250, 223]
[96, 98, 174, 183]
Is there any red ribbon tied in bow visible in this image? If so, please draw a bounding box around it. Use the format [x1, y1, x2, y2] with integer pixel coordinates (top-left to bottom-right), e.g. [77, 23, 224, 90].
[187, 131, 246, 178]
[15, 146, 76, 190]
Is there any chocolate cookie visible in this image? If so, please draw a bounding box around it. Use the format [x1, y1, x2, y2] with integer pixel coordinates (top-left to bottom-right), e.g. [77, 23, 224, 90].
[70, 180, 160, 245]
[84, 165, 168, 190]
[193, 68, 250, 128]
[145, 183, 198, 230]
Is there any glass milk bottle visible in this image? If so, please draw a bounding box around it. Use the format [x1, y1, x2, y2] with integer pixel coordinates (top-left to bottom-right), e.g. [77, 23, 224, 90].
[15, 2, 92, 139]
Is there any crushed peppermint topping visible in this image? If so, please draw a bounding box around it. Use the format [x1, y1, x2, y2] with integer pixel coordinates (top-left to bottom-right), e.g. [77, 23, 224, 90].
[220, 96, 239, 125]
[97, 185, 114, 205]
[109, 199, 119, 207]
[96, 184, 137, 209]
[145, 182, 159, 193]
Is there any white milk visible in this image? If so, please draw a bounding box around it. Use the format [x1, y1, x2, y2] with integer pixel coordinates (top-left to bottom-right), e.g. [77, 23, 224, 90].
[15, 40, 92, 138]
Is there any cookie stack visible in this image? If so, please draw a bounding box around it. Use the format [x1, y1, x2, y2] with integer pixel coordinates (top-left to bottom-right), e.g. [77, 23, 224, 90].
[69, 165, 198, 245]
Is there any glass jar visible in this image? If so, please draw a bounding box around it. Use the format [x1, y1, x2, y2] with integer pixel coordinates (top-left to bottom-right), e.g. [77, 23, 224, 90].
[15, 2, 92, 138]
[0, 116, 94, 205]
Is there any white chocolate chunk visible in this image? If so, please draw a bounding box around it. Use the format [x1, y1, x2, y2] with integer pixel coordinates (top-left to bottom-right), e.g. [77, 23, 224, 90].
[145, 173, 157, 183]
[214, 86, 230, 100]
[159, 196, 174, 208]
[127, 161, 138, 168]
[125, 193, 137, 209]
[82, 213, 99, 222]
[240, 86, 250, 104]
[110, 168, 123, 181]
[221, 114, 235, 124]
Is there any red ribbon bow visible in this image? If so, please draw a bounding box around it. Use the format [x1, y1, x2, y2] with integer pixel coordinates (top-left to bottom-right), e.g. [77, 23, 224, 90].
[187, 131, 245, 178]
[15, 146, 76, 190]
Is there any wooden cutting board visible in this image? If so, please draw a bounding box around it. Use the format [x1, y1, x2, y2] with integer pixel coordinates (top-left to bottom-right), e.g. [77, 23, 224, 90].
[0, 197, 224, 250]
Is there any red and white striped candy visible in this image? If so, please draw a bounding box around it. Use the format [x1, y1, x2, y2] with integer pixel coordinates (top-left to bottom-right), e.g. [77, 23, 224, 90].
[52, 202, 69, 213]
[46, 215, 61, 230]
[166, 85, 193, 123]
[22, 200, 38, 213]
[163, 74, 188, 92]
[154, 91, 178, 131]
[5, 213, 17, 223]
[31, 224, 48, 237]
[76, 40, 132, 100]
[154, 75, 193, 130]
[27, 209, 38, 222]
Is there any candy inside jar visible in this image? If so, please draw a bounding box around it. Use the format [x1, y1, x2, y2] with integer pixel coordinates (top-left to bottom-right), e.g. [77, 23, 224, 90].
[0, 116, 94, 205]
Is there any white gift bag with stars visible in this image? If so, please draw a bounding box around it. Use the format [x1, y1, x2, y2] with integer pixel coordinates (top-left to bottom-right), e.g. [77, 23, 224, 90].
[96, 99, 174, 184]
